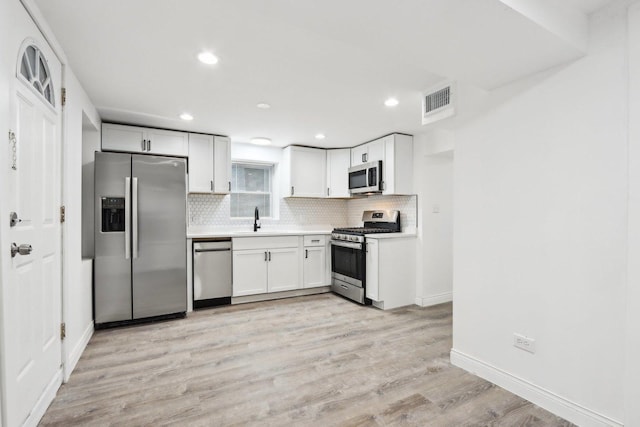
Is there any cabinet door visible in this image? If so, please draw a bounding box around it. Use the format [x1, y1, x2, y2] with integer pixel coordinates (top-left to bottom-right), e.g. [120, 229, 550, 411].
[303, 246, 326, 288]
[365, 239, 379, 301]
[146, 128, 188, 156]
[102, 123, 145, 153]
[213, 136, 231, 194]
[232, 250, 268, 296]
[267, 247, 300, 292]
[367, 138, 385, 163]
[351, 145, 367, 166]
[327, 149, 351, 198]
[188, 134, 214, 193]
[289, 147, 326, 198]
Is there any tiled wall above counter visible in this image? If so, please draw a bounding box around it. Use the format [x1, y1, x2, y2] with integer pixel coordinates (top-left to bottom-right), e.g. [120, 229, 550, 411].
[188, 194, 417, 231]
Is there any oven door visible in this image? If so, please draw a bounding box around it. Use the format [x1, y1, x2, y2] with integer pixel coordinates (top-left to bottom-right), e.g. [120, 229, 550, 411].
[330, 240, 365, 287]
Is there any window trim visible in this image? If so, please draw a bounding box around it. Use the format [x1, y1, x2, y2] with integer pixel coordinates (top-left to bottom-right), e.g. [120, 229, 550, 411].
[230, 161, 275, 219]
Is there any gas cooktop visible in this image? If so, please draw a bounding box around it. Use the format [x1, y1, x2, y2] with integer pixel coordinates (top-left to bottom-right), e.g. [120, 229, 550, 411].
[332, 227, 395, 235]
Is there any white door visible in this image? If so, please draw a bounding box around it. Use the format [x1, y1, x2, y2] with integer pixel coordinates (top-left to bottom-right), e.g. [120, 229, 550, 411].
[188, 133, 214, 193]
[3, 40, 63, 427]
[267, 247, 300, 292]
[213, 136, 231, 194]
[303, 246, 326, 288]
[232, 250, 268, 296]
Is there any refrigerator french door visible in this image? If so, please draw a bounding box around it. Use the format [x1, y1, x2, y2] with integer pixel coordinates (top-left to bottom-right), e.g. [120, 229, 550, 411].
[94, 151, 187, 326]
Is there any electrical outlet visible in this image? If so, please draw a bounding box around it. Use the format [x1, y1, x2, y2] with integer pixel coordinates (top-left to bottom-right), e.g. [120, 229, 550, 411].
[513, 333, 536, 353]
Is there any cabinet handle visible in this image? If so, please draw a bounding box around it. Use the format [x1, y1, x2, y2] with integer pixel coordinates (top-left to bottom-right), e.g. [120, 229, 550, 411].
[305, 249, 308, 259]
[327, 187, 330, 196]
[228, 181, 231, 192]
[291, 186, 294, 196]
[148, 140, 151, 151]
[141, 139, 146, 151]
[268, 251, 271, 261]
[210, 180, 213, 192]
[362, 153, 366, 163]
[264, 251, 267, 262]
[381, 181, 385, 191]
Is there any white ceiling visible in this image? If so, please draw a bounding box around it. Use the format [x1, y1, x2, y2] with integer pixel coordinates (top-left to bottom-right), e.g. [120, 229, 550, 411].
[34, 0, 612, 148]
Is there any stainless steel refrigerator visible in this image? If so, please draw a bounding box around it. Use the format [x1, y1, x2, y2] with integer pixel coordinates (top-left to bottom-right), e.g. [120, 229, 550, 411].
[94, 151, 187, 326]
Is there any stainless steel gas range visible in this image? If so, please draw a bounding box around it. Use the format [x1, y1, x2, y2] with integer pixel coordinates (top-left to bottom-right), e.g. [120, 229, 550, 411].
[330, 210, 401, 304]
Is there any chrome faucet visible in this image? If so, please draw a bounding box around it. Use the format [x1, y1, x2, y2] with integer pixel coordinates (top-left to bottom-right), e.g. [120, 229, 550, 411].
[254, 206, 261, 232]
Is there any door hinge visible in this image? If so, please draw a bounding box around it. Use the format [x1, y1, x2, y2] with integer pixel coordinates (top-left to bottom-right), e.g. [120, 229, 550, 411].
[60, 205, 66, 223]
[60, 323, 66, 340]
[61, 87, 66, 107]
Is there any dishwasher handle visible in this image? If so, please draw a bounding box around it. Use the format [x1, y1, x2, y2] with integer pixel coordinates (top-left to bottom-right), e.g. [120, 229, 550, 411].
[194, 248, 231, 253]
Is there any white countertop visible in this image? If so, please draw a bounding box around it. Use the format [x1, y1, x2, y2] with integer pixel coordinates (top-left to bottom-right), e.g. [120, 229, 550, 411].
[188, 226, 416, 239]
[188, 227, 332, 239]
[365, 230, 417, 239]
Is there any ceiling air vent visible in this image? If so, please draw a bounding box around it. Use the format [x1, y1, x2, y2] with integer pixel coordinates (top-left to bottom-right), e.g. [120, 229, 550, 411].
[422, 81, 456, 125]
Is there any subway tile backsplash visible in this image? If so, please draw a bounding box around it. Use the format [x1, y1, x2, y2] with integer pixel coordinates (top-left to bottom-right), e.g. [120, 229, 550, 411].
[188, 194, 417, 231]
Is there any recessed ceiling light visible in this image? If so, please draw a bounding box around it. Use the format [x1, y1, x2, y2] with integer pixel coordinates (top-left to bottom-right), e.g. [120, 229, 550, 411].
[250, 137, 271, 146]
[197, 51, 218, 65]
[180, 113, 194, 121]
[384, 98, 399, 107]
[256, 103, 271, 109]
[315, 133, 325, 140]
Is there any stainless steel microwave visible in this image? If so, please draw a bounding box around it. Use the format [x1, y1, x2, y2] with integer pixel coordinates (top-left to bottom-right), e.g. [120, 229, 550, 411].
[348, 161, 382, 194]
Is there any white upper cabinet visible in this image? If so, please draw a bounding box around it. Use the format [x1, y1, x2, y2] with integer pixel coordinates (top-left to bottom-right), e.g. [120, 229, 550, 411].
[187, 134, 231, 194]
[351, 138, 385, 166]
[213, 136, 231, 194]
[326, 148, 351, 198]
[188, 133, 214, 193]
[282, 146, 327, 198]
[381, 134, 413, 195]
[102, 123, 188, 157]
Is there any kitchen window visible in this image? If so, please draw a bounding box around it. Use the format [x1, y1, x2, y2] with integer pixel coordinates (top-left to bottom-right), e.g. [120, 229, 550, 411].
[230, 162, 273, 218]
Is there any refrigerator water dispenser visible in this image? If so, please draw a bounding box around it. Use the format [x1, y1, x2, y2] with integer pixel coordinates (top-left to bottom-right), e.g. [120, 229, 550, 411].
[101, 197, 126, 232]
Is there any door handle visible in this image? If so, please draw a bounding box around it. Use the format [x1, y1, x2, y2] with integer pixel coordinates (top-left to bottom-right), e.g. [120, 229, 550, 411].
[11, 243, 32, 258]
[132, 177, 139, 259]
[125, 177, 131, 259]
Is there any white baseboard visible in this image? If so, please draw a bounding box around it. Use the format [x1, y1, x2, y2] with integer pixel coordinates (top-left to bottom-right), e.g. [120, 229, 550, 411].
[450, 349, 623, 427]
[64, 321, 94, 382]
[415, 291, 452, 307]
[24, 368, 62, 427]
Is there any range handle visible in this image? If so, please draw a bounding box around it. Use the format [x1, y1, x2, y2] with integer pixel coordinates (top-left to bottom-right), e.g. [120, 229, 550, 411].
[330, 240, 362, 250]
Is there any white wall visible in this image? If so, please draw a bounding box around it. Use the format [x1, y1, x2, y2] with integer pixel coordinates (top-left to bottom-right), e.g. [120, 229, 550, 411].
[413, 132, 454, 307]
[61, 68, 100, 381]
[625, 3, 640, 425]
[451, 4, 627, 426]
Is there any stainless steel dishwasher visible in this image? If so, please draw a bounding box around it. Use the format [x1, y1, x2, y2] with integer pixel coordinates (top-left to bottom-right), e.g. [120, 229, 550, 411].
[193, 239, 232, 309]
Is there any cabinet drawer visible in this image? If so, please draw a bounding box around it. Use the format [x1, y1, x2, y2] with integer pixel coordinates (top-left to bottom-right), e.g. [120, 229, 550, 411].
[303, 235, 326, 247]
[233, 236, 299, 250]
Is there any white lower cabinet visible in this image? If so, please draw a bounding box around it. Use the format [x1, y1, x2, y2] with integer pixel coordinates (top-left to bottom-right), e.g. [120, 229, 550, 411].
[232, 236, 301, 296]
[232, 249, 269, 296]
[365, 237, 416, 309]
[303, 235, 328, 288]
[365, 239, 379, 301]
[267, 248, 301, 292]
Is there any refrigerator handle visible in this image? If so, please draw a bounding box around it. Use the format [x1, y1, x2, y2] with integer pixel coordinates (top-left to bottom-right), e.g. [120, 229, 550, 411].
[125, 177, 131, 259]
[132, 177, 139, 259]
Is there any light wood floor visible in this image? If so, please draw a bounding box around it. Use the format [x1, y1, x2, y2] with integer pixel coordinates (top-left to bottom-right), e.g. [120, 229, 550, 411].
[40, 294, 573, 426]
